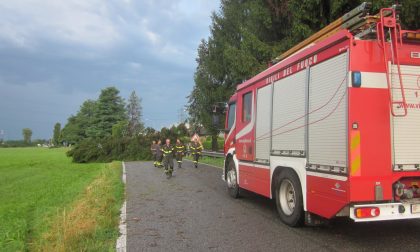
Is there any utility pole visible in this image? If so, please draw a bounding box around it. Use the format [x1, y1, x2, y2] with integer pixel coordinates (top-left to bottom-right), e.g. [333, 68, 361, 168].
[178, 108, 186, 123]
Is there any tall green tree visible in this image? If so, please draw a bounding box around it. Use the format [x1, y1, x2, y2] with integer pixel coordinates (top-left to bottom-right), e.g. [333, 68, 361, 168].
[61, 116, 78, 144]
[189, 0, 420, 151]
[189, 0, 289, 150]
[126, 90, 144, 136]
[87, 87, 127, 139]
[188, 40, 231, 150]
[287, 0, 420, 43]
[369, 0, 420, 30]
[176, 123, 189, 137]
[52, 122, 61, 146]
[61, 100, 97, 144]
[144, 127, 156, 136]
[22, 128, 32, 144]
[112, 120, 129, 137]
[160, 127, 170, 141]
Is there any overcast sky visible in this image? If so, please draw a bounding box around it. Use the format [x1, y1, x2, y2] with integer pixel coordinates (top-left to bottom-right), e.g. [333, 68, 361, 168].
[0, 0, 220, 140]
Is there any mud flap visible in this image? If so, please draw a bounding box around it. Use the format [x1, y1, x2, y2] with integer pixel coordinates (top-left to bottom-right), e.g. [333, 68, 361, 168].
[305, 212, 328, 226]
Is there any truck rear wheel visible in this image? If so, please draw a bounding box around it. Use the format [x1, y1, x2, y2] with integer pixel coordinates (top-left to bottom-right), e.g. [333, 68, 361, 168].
[275, 169, 304, 227]
[226, 160, 239, 198]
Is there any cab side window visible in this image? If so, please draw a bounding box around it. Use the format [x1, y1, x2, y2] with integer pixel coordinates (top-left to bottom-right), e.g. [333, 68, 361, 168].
[227, 103, 236, 130]
[242, 92, 252, 122]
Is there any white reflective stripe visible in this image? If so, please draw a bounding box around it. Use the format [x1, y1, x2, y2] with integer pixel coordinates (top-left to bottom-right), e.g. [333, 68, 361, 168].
[236, 93, 255, 139]
[352, 72, 387, 89]
[238, 161, 270, 170]
[254, 163, 270, 169]
[306, 171, 348, 181]
[331, 188, 346, 193]
[225, 119, 236, 144]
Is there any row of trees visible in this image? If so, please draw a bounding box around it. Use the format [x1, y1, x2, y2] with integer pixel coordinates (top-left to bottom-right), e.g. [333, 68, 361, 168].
[60, 87, 143, 144]
[67, 122, 191, 163]
[57, 87, 144, 162]
[60, 86, 192, 162]
[187, 0, 420, 148]
[0, 128, 51, 148]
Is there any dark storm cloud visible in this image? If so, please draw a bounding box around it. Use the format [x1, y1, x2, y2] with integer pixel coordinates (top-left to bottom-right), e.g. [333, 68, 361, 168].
[0, 0, 219, 139]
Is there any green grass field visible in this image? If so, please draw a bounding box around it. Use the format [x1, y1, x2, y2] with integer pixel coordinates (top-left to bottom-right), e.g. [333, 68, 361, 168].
[0, 147, 124, 251]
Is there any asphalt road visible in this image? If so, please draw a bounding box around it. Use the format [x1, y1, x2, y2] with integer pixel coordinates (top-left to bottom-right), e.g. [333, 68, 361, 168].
[126, 160, 420, 252]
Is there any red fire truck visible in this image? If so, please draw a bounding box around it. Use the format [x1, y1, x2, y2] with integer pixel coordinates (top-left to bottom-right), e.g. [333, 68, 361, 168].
[222, 3, 420, 226]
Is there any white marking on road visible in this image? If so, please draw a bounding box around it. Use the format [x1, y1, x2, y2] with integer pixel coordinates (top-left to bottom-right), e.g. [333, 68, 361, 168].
[116, 162, 127, 252]
[122, 161, 126, 184]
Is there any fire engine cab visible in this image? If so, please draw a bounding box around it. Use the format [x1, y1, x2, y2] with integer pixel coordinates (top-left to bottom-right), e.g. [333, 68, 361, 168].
[222, 2, 420, 226]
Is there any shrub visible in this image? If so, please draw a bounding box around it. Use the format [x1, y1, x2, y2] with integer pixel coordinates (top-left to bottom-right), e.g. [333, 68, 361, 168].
[202, 137, 224, 151]
[66, 138, 103, 163]
[67, 135, 153, 163]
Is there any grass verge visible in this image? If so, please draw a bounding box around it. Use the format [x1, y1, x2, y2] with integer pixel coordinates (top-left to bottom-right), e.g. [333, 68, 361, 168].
[184, 155, 224, 168]
[0, 148, 124, 251]
[35, 161, 124, 251]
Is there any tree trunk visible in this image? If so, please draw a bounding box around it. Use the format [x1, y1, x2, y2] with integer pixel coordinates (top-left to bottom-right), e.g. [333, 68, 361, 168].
[211, 134, 219, 151]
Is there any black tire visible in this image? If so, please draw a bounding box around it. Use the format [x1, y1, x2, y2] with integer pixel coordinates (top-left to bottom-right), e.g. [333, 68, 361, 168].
[226, 159, 240, 198]
[274, 169, 304, 227]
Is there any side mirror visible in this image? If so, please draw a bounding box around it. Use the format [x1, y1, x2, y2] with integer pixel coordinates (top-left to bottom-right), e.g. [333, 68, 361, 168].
[212, 102, 227, 114]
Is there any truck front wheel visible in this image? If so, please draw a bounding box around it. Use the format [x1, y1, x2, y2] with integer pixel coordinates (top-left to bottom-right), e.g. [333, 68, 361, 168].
[226, 160, 239, 198]
[275, 169, 304, 227]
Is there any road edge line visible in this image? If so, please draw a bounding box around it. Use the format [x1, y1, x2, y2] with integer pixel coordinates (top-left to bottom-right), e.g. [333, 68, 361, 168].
[116, 162, 127, 252]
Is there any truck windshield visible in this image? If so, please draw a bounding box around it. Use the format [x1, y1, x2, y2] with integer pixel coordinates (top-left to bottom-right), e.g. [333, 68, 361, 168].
[227, 103, 236, 130]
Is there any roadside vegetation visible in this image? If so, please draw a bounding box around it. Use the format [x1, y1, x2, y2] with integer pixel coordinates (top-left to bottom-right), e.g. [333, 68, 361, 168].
[59, 86, 194, 163]
[0, 147, 123, 251]
[201, 136, 224, 151]
[0, 139, 50, 148]
[185, 155, 224, 169]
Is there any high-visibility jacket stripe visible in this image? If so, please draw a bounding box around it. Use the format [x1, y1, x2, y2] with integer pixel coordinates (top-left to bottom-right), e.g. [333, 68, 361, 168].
[175, 145, 185, 153]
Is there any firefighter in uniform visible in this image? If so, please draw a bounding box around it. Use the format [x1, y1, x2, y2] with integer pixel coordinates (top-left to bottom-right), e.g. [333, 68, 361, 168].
[190, 138, 203, 168]
[150, 140, 158, 167]
[175, 139, 185, 168]
[155, 140, 163, 168]
[162, 138, 175, 178]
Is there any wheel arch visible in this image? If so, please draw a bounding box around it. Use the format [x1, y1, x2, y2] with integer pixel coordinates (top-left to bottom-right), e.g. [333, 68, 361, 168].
[271, 166, 297, 200]
[270, 162, 307, 211]
[272, 166, 305, 227]
[224, 153, 233, 180]
[224, 148, 238, 181]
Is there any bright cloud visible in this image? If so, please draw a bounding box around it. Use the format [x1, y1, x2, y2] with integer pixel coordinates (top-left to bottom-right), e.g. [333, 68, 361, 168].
[0, 0, 121, 50]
